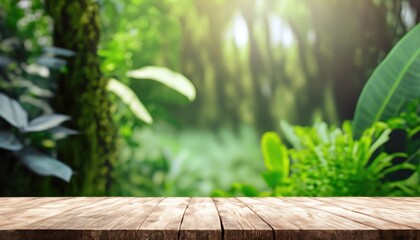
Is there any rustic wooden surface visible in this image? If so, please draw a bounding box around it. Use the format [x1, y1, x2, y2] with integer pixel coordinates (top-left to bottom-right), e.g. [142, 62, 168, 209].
[0, 197, 419, 240]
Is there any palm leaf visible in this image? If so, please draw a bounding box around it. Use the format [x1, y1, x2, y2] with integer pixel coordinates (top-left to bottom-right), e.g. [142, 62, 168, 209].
[126, 66, 196, 101]
[107, 78, 153, 124]
[353, 24, 420, 138]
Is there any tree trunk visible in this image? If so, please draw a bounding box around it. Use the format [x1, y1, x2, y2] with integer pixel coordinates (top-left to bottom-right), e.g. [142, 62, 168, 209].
[45, 0, 117, 196]
[411, 0, 420, 23]
[241, 1, 275, 132]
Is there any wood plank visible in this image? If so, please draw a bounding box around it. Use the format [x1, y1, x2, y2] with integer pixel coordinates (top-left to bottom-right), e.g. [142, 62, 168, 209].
[389, 197, 420, 202]
[0, 197, 104, 229]
[369, 197, 420, 209]
[0, 197, 36, 206]
[180, 198, 221, 240]
[0, 197, 419, 240]
[335, 197, 419, 210]
[30, 197, 133, 230]
[138, 197, 190, 240]
[286, 197, 417, 240]
[214, 197, 273, 240]
[0, 197, 109, 239]
[0, 197, 70, 214]
[111, 197, 163, 229]
[2, 197, 163, 240]
[104, 197, 163, 239]
[320, 197, 420, 229]
[237, 197, 300, 240]
[249, 197, 379, 240]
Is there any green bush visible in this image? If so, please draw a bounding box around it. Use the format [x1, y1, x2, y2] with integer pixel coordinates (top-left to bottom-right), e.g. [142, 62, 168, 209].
[268, 120, 417, 196]
[215, 117, 418, 197]
[214, 24, 420, 197]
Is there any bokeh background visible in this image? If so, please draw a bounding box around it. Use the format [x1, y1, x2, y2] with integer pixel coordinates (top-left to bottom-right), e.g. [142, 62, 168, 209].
[0, 0, 419, 197]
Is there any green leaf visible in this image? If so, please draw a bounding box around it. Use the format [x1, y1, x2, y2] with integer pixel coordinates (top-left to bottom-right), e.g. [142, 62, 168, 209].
[280, 120, 302, 149]
[0, 55, 11, 67]
[49, 126, 79, 140]
[261, 132, 289, 178]
[17, 150, 73, 182]
[49, 126, 78, 135]
[367, 152, 405, 176]
[380, 162, 416, 178]
[0, 131, 23, 151]
[262, 171, 285, 189]
[231, 183, 260, 196]
[0, 93, 28, 129]
[353, 24, 420, 138]
[36, 56, 67, 69]
[367, 128, 391, 160]
[43, 46, 75, 57]
[126, 66, 196, 101]
[23, 114, 70, 132]
[107, 78, 153, 124]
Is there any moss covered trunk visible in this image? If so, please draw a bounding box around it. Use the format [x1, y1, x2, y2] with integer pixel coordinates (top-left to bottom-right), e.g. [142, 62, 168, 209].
[45, 0, 117, 195]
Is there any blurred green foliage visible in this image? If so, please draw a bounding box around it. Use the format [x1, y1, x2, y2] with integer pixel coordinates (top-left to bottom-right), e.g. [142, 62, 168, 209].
[0, 0, 77, 195]
[353, 24, 420, 138]
[275, 120, 416, 196]
[1, 0, 420, 197]
[112, 123, 265, 196]
[216, 115, 419, 197]
[215, 25, 420, 197]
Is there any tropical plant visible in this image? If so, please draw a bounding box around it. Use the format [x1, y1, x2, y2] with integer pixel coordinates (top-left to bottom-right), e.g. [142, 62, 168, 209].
[382, 101, 420, 195]
[353, 23, 420, 138]
[276, 120, 415, 196]
[107, 66, 196, 124]
[0, 4, 76, 193]
[0, 93, 74, 182]
[220, 24, 420, 197]
[217, 120, 417, 197]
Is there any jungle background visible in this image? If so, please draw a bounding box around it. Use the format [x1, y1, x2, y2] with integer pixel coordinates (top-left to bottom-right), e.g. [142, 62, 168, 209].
[0, 0, 419, 197]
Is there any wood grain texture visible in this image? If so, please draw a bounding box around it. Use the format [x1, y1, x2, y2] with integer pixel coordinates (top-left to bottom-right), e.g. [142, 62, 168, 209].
[0, 197, 419, 240]
[0, 197, 103, 229]
[214, 198, 273, 240]
[237, 197, 300, 239]
[320, 197, 420, 229]
[243, 197, 380, 240]
[180, 198, 221, 240]
[138, 197, 190, 240]
[0, 197, 68, 215]
[27, 197, 124, 230]
[290, 197, 417, 240]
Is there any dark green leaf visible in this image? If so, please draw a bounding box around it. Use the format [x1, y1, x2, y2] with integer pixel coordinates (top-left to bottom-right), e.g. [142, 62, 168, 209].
[43, 46, 75, 57]
[23, 114, 71, 132]
[36, 57, 66, 69]
[49, 126, 78, 135]
[0, 93, 28, 129]
[17, 150, 73, 182]
[0, 55, 11, 67]
[353, 24, 420, 138]
[0, 131, 23, 151]
[49, 126, 79, 139]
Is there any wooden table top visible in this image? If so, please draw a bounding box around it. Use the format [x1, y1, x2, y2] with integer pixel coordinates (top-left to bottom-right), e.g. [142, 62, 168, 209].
[0, 197, 419, 240]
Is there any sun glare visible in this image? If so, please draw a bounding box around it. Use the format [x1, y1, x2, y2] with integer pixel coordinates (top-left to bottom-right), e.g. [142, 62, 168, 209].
[232, 13, 249, 48]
